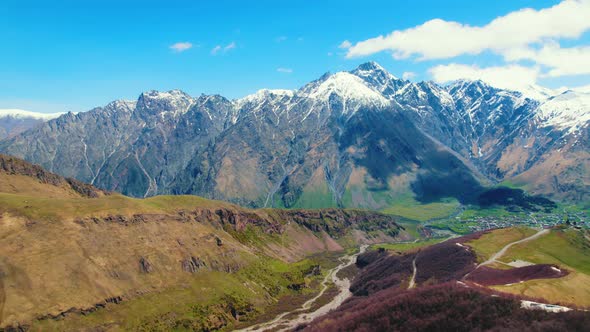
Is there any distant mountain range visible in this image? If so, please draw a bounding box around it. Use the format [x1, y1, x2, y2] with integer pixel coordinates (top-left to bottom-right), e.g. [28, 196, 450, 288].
[0, 109, 63, 139]
[1, 62, 588, 206]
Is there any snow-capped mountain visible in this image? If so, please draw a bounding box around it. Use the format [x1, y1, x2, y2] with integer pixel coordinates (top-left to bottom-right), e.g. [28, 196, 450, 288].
[0, 109, 64, 139]
[0, 62, 588, 204]
[535, 91, 590, 133]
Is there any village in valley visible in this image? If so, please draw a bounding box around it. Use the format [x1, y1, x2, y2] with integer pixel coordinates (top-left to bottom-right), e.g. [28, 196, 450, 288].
[426, 209, 589, 235]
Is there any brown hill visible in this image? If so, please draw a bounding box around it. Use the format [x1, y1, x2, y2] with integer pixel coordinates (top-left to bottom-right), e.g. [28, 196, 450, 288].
[0, 153, 106, 198]
[0, 155, 408, 330]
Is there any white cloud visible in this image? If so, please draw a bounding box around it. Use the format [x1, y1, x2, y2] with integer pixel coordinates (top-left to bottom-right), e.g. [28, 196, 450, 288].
[429, 63, 541, 92]
[211, 42, 236, 55]
[573, 84, 590, 93]
[402, 71, 416, 80]
[224, 42, 236, 51]
[0, 109, 64, 120]
[211, 45, 222, 55]
[277, 67, 293, 73]
[345, 0, 590, 60]
[339, 40, 352, 49]
[170, 42, 193, 53]
[504, 42, 590, 77]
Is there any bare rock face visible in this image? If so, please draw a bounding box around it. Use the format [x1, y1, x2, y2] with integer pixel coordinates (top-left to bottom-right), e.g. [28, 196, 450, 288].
[139, 257, 153, 273]
[181, 256, 207, 273]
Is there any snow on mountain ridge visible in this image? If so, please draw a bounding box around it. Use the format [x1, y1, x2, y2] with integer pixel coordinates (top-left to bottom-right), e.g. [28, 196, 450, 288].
[104, 100, 137, 113]
[300, 71, 389, 109]
[535, 91, 590, 133]
[138, 89, 194, 116]
[351, 61, 399, 82]
[236, 89, 295, 107]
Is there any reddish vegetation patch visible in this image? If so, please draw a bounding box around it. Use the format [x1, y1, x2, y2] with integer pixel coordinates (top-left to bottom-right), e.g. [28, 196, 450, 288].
[303, 283, 590, 332]
[351, 238, 478, 296]
[414, 240, 476, 284]
[454, 229, 490, 244]
[350, 250, 415, 296]
[301, 233, 586, 331]
[466, 264, 568, 286]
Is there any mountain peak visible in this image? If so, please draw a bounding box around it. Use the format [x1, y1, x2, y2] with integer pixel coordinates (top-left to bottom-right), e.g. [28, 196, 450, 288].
[236, 89, 295, 108]
[300, 71, 389, 107]
[140, 89, 191, 100]
[104, 100, 137, 113]
[352, 61, 398, 80]
[137, 89, 194, 116]
[355, 61, 385, 72]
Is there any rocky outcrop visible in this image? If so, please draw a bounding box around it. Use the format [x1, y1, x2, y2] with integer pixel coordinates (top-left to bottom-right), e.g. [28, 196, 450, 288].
[0, 154, 106, 198]
[181, 257, 207, 273]
[74, 207, 405, 242]
[139, 257, 153, 273]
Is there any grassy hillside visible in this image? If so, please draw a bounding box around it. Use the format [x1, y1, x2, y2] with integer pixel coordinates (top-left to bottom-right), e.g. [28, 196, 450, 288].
[466, 227, 590, 307]
[467, 227, 537, 263]
[492, 228, 590, 307]
[0, 154, 410, 330]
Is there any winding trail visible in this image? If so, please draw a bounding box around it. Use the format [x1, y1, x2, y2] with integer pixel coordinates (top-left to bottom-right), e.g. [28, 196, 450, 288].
[460, 228, 575, 313]
[236, 245, 368, 332]
[477, 229, 549, 268]
[408, 257, 417, 289]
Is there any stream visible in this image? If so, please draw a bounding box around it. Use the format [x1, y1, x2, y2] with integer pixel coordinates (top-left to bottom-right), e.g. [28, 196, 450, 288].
[235, 245, 368, 332]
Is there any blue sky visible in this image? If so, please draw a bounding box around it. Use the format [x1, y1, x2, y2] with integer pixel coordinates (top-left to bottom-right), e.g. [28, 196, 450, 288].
[1, 0, 589, 113]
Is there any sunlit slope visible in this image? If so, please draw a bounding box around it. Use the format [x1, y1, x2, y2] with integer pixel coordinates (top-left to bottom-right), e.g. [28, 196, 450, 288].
[0, 154, 409, 330]
[467, 227, 590, 307]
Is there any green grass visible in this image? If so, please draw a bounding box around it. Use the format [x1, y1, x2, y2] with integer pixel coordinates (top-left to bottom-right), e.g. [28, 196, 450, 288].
[502, 229, 590, 275]
[429, 219, 485, 235]
[466, 227, 537, 262]
[30, 252, 337, 331]
[0, 192, 234, 222]
[496, 180, 525, 189]
[292, 187, 337, 209]
[459, 206, 517, 220]
[380, 194, 459, 222]
[488, 228, 590, 308]
[397, 219, 422, 239]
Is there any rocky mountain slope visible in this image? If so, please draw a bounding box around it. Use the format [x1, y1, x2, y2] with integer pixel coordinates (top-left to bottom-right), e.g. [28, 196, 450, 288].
[0, 155, 408, 330]
[0, 62, 588, 206]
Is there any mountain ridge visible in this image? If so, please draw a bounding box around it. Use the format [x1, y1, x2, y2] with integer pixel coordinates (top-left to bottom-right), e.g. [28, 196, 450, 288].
[0, 62, 588, 205]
